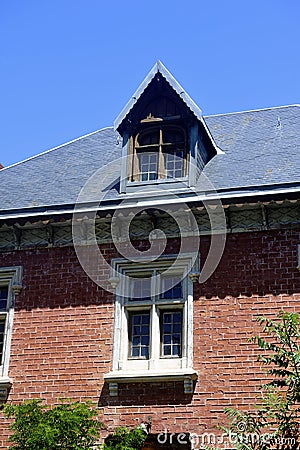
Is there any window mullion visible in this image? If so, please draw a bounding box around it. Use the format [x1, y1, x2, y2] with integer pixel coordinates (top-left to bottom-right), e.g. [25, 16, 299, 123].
[149, 270, 159, 369]
[132, 136, 140, 182]
[149, 303, 159, 369]
[158, 128, 165, 179]
[183, 141, 188, 177]
[0, 312, 7, 366]
[118, 303, 127, 370]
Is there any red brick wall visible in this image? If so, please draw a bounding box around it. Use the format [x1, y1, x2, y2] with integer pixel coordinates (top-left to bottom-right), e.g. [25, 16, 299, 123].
[0, 228, 299, 448]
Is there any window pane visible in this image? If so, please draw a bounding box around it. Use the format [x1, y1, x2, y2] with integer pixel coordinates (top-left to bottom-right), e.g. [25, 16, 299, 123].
[141, 325, 149, 335]
[161, 276, 183, 299]
[139, 152, 158, 182]
[133, 325, 141, 335]
[0, 287, 8, 312]
[161, 310, 182, 357]
[164, 345, 171, 355]
[164, 313, 171, 323]
[173, 312, 182, 322]
[164, 335, 171, 344]
[173, 333, 181, 343]
[173, 323, 181, 333]
[148, 172, 157, 181]
[173, 345, 181, 355]
[164, 324, 171, 333]
[164, 150, 185, 178]
[141, 346, 149, 357]
[131, 347, 140, 357]
[132, 336, 140, 345]
[142, 314, 150, 324]
[129, 276, 152, 301]
[129, 312, 150, 359]
[0, 319, 5, 365]
[141, 335, 149, 345]
[133, 315, 141, 324]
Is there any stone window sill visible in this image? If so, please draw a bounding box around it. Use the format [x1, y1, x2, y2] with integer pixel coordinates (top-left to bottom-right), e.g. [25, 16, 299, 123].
[104, 369, 197, 396]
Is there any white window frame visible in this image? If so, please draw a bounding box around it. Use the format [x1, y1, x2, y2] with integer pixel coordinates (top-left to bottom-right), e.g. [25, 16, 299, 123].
[104, 256, 197, 395]
[0, 266, 22, 402]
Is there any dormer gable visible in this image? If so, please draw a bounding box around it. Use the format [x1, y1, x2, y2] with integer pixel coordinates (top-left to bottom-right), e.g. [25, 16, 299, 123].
[115, 61, 220, 193]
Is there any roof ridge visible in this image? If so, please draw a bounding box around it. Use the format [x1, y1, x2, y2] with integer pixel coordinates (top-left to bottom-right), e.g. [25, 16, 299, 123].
[1, 126, 114, 172]
[204, 104, 300, 118]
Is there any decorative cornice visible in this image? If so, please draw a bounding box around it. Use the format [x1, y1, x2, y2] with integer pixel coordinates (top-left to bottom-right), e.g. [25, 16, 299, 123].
[0, 200, 299, 252]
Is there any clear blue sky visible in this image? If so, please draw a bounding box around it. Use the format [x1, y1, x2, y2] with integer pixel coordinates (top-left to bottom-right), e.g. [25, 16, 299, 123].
[1, 0, 299, 167]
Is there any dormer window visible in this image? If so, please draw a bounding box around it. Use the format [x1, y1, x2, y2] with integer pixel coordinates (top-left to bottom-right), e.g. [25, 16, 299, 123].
[130, 125, 187, 182]
[115, 61, 220, 194]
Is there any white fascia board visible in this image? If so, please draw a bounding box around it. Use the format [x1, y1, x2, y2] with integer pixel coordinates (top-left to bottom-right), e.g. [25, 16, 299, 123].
[0, 185, 299, 221]
[200, 116, 224, 154]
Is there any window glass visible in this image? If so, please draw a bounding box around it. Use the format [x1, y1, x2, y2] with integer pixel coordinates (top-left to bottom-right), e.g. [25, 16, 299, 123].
[128, 274, 152, 301]
[161, 310, 182, 357]
[160, 276, 183, 299]
[139, 152, 158, 181]
[0, 286, 8, 312]
[0, 318, 5, 365]
[132, 125, 186, 182]
[129, 312, 150, 359]
[164, 150, 185, 178]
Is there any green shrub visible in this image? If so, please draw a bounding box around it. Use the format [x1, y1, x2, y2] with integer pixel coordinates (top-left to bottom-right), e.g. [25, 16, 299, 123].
[219, 311, 300, 450]
[3, 398, 103, 450]
[103, 426, 147, 450]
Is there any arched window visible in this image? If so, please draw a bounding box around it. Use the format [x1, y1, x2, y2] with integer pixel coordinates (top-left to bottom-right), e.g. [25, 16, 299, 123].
[130, 126, 187, 182]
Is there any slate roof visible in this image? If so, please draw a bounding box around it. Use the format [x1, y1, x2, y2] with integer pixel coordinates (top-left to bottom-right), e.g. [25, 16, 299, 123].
[0, 104, 299, 217]
[204, 104, 300, 194]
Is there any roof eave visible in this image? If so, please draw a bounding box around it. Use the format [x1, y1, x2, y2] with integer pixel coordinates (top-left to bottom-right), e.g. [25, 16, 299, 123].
[0, 184, 299, 222]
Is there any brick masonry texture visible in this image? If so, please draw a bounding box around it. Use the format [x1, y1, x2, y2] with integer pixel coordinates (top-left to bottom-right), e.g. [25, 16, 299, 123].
[0, 228, 299, 448]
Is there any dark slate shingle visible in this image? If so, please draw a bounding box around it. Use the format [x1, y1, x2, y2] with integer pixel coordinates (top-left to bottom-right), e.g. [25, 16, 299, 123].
[0, 105, 299, 213]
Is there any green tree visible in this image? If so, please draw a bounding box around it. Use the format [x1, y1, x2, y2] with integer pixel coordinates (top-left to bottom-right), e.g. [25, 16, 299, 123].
[220, 311, 300, 450]
[3, 398, 103, 450]
[103, 426, 147, 450]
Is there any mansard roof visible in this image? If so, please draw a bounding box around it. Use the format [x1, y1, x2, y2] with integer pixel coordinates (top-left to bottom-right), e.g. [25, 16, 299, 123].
[0, 104, 299, 219]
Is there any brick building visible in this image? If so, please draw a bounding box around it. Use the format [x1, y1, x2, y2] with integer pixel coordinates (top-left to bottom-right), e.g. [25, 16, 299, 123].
[0, 62, 299, 448]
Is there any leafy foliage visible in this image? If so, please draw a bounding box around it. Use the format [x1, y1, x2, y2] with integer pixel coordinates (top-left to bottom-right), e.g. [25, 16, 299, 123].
[218, 311, 300, 450]
[3, 398, 103, 450]
[103, 426, 147, 450]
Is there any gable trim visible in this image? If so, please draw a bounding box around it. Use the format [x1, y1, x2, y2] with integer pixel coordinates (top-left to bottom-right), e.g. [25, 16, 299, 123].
[114, 61, 203, 131]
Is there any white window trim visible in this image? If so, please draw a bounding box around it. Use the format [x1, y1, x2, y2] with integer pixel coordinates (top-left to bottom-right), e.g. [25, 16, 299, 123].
[0, 266, 23, 402]
[104, 255, 197, 395]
